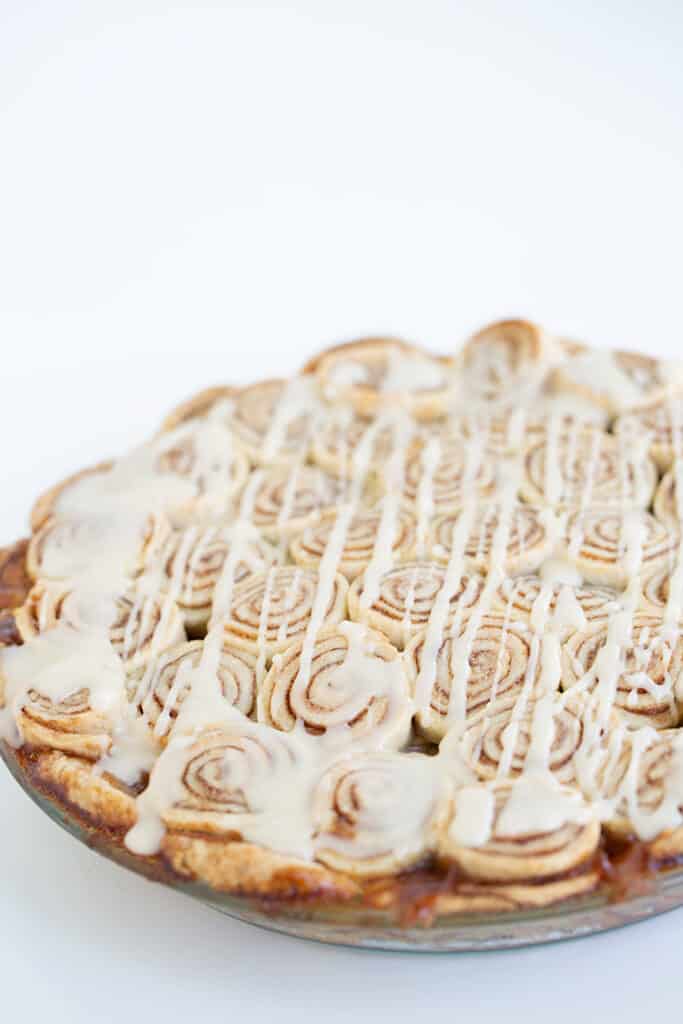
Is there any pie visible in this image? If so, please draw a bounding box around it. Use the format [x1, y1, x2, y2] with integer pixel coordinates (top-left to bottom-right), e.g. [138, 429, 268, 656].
[2, 321, 683, 927]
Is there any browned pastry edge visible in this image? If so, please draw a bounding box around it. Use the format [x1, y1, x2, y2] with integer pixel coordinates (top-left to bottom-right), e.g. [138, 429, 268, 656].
[160, 385, 239, 432]
[29, 462, 115, 533]
[300, 335, 421, 375]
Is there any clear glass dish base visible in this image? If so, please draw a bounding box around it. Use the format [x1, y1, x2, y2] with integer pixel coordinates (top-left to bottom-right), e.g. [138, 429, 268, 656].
[4, 742, 683, 952]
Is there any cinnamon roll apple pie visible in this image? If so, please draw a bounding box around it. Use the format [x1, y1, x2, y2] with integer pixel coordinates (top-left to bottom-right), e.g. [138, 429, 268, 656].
[3, 321, 683, 928]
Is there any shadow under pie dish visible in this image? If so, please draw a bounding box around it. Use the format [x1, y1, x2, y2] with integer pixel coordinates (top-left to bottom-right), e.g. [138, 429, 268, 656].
[3, 323, 683, 951]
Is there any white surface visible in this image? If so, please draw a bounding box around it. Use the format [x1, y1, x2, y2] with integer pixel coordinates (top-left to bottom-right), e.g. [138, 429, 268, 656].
[1, 1, 683, 1018]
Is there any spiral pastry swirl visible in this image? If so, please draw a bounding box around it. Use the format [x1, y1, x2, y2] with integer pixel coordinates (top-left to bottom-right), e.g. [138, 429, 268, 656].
[401, 437, 498, 514]
[551, 347, 683, 414]
[290, 509, 417, 581]
[520, 430, 657, 509]
[454, 319, 552, 406]
[590, 728, 683, 854]
[312, 337, 451, 421]
[16, 582, 186, 669]
[160, 725, 301, 837]
[310, 411, 419, 478]
[156, 524, 274, 634]
[11, 685, 111, 760]
[27, 511, 172, 584]
[260, 622, 412, 747]
[615, 396, 683, 471]
[312, 752, 449, 877]
[493, 575, 621, 640]
[640, 562, 677, 613]
[154, 420, 250, 505]
[250, 464, 344, 539]
[458, 402, 606, 456]
[225, 378, 313, 463]
[458, 695, 587, 784]
[563, 508, 680, 587]
[406, 615, 556, 741]
[440, 778, 600, 881]
[561, 614, 683, 729]
[127, 639, 258, 739]
[347, 561, 485, 649]
[654, 470, 681, 528]
[219, 567, 348, 657]
[430, 503, 553, 576]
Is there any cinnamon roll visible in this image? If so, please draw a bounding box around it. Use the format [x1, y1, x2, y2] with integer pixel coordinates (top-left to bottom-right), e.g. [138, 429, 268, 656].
[401, 437, 498, 515]
[225, 377, 318, 464]
[430, 503, 554, 575]
[155, 524, 274, 634]
[311, 337, 452, 421]
[312, 751, 449, 877]
[654, 469, 680, 528]
[440, 777, 600, 881]
[406, 615, 556, 742]
[218, 566, 348, 657]
[347, 561, 485, 649]
[27, 510, 172, 584]
[311, 410, 418, 479]
[640, 561, 678, 613]
[127, 639, 258, 738]
[5, 684, 112, 760]
[453, 319, 554, 407]
[591, 728, 683, 856]
[520, 430, 656, 509]
[561, 613, 683, 729]
[458, 695, 587, 784]
[614, 395, 683, 471]
[250, 464, 344, 539]
[493, 574, 621, 640]
[551, 346, 683, 415]
[153, 419, 250, 508]
[152, 724, 306, 840]
[563, 508, 680, 588]
[458, 399, 607, 456]
[260, 622, 412, 747]
[15, 582, 186, 668]
[290, 509, 417, 581]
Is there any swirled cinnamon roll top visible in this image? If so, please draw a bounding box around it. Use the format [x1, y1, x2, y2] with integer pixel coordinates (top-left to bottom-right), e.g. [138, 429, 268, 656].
[217, 566, 348, 657]
[312, 751, 450, 877]
[260, 621, 412, 747]
[127, 638, 258, 740]
[224, 378, 316, 464]
[562, 508, 680, 588]
[407, 615, 559, 742]
[453, 319, 555, 406]
[493, 574, 621, 640]
[311, 337, 453, 421]
[249, 464, 345, 539]
[561, 613, 683, 729]
[520, 430, 657, 509]
[550, 346, 683, 414]
[615, 395, 683, 471]
[400, 437, 498, 514]
[347, 561, 485, 649]
[430, 503, 554, 575]
[440, 777, 600, 882]
[290, 509, 417, 581]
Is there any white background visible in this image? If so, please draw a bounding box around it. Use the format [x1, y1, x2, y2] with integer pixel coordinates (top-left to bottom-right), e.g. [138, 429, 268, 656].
[1, 1, 683, 1019]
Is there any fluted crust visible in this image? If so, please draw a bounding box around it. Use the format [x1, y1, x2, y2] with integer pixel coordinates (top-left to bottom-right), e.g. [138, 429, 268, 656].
[562, 509, 680, 587]
[127, 639, 258, 739]
[520, 431, 657, 509]
[260, 622, 412, 747]
[347, 561, 485, 649]
[312, 752, 449, 877]
[430, 503, 554, 575]
[290, 509, 417, 581]
[406, 615, 554, 741]
[311, 337, 452, 421]
[439, 781, 601, 882]
[218, 567, 348, 657]
[561, 614, 683, 729]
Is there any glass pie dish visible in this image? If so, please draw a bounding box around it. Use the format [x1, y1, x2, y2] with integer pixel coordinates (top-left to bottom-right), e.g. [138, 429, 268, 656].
[3, 740, 683, 952]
